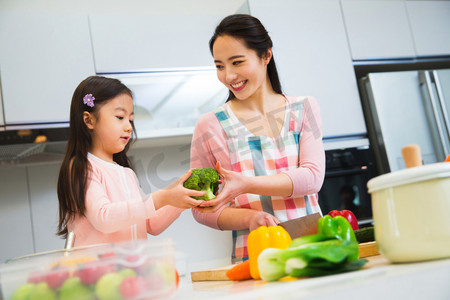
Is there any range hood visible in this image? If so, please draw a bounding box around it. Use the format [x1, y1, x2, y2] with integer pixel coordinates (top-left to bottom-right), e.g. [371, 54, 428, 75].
[103, 68, 228, 140]
[0, 125, 68, 165]
[0, 68, 227, 164]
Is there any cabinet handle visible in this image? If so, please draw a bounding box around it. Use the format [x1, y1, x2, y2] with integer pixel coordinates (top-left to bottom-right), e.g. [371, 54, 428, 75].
[419, 71, 449, 160]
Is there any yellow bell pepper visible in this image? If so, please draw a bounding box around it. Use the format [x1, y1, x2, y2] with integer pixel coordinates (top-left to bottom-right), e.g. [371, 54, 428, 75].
[247, 225, 292, 280]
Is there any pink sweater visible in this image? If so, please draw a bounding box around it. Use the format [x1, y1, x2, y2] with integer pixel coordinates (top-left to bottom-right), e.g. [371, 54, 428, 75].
[68, 153, 183, 247]
[190, 96, 325, 229]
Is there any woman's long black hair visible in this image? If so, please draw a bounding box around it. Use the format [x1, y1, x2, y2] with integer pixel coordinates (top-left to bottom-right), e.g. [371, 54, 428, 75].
[57, 76, 134, 238]
[209, 14, 282, 102]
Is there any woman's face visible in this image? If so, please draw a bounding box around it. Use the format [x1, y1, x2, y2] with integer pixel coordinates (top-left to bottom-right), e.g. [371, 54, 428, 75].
[213, 35, 270, 101]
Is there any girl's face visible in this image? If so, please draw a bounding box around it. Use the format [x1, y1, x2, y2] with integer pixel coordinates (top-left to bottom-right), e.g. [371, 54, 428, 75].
[213, 35, 271, 101]
[84, 93, 134, 162]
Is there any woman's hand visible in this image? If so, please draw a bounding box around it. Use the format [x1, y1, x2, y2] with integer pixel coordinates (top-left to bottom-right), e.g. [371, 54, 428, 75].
[153, 170, 207, 210]
[197, 161, 249, 212]
[248, 211, 280, 232]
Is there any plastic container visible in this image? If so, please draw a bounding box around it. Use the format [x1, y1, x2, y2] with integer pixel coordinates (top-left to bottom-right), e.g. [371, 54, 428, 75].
[0, 239, 178, 300]
[367, 162, 450, 263]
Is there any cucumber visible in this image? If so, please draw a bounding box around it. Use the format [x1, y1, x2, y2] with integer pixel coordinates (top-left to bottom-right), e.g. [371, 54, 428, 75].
[354, 227, 375, 243]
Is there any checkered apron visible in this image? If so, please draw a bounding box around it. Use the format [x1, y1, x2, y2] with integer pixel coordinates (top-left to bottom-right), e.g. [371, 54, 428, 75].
[214, 96, 322, 263]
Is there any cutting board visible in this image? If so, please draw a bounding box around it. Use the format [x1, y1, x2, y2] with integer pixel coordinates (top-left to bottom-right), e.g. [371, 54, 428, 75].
[191, 242, 380, 282]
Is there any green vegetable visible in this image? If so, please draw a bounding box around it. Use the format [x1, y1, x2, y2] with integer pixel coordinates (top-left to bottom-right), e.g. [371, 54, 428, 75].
[183, 168, 219, 201]
[354, 226, 375, 243]
[257, 215, 367, 281]
[318, 215, 357, 243]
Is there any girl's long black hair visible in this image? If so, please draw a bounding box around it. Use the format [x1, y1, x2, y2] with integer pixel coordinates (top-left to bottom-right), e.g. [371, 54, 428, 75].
[209, 14, 283, 102]
[57, 76, 134, 238]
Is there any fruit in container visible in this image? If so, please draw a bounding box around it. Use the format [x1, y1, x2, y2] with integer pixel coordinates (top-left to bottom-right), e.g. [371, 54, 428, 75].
[77, 261, 115, 285]
[95, 272, 125, 300]
[60, 277, 93, 300]
[29, 282, 57, 300]
[10, 283, 34, 300]
[45, 267, 70, 289]
[1, 239, 177, 300]
[120, 276, 148, 299]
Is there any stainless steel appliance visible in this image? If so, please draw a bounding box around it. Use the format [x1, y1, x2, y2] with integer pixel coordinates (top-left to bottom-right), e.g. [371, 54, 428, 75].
[318, 146, 376, 226]
[359, 68, 450, 174]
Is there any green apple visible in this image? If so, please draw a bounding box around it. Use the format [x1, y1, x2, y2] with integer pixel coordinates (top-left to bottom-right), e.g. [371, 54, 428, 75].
[29, 282, 57, 300]
[60, 277, 94, 300]
[95, 272, 124, 300]
[10, 283, 34, 300]
[119, 268, 137, 278]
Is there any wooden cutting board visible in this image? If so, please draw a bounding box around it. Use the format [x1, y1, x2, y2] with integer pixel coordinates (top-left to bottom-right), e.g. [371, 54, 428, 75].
[191, 242, 380, 282]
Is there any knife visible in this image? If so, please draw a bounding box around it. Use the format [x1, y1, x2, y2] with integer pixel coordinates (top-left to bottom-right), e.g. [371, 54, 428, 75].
[279, 213, 321, 239]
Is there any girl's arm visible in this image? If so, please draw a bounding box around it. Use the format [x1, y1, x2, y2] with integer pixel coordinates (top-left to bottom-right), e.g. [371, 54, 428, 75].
[84, 175, 157, 234]
[145, 200, 184, 235]
[84, 170, 204, 234]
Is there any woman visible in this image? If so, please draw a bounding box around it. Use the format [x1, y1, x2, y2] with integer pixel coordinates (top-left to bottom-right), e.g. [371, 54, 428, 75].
[191, 14, 325, 263]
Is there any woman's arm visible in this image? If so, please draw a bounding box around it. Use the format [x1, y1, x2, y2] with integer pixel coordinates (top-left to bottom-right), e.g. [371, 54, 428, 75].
[283, 97, 325, 197]
[217, 207, 279, 232]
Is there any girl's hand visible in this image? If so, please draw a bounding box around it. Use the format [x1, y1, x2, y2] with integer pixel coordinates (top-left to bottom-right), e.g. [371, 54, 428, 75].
[155, 170, 207, 209]
[248, 211, 280, 232]
[197, 161, 248, 212]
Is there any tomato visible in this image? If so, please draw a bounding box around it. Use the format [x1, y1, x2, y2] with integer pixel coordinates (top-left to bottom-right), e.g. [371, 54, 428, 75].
[78, 261, 115, 285]
[120, 276, 146, 299]
[27, 271, 46, 284]
[175, 269, 179, 288]
[45, 268, 70, 289]
[100, 252, 116, 260]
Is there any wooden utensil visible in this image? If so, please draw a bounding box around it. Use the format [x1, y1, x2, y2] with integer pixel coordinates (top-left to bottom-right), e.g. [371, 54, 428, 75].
[401, 144, 423, 168]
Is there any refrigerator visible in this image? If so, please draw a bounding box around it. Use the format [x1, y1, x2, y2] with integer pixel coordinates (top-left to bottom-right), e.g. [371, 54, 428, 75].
[359, 69, 450, 174]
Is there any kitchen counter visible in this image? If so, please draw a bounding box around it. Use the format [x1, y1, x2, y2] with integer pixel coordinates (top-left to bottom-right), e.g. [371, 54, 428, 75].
[175, 255, 450, 300]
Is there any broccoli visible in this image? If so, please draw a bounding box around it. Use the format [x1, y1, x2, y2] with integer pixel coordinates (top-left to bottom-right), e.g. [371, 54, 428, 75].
[183, 168, 220, 201]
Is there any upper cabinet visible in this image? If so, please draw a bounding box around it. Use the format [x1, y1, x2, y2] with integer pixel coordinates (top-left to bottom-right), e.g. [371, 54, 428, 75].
[406, 1, 450, 57]
[341, 0, 450, 60]
[341, 0, 416, 60]
[89, 14, 223, 72]
[0, 12, 95, 125]
[248, 0, 367, 139]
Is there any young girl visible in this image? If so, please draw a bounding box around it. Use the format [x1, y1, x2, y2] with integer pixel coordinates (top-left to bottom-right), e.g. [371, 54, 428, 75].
[57, 76, 206, 247]
[191, 14, 325, 263]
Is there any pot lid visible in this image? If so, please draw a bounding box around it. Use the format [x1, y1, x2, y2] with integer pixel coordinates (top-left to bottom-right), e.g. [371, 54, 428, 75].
[367, 162, 450, 193]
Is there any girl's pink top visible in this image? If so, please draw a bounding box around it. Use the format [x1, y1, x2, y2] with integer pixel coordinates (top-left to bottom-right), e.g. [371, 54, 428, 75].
[68, 153, 183, 247]
[190, 96, 325, 230]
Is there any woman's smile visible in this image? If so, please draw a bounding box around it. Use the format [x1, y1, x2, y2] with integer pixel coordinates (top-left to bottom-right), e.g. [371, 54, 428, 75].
[230, 80, 247, 91]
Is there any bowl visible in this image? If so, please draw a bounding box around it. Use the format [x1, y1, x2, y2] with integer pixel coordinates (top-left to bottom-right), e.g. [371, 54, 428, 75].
[0, 239, 178, 300]
[367, 162, 450, 263]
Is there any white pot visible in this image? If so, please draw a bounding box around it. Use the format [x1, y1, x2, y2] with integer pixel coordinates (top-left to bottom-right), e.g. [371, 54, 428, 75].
[367, 162, 450, 263]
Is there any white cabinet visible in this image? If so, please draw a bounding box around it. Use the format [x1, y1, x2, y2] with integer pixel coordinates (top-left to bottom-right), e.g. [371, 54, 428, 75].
[341, 0, 416, 60]
[0, 85, 4, 126]
[406, 1, 450, 57]
[28, 163, 65, 253]
[0, 12, 95, 125]
[0, 166, 34, 263]
[89, 14, 223, 72]
[248, 0, 366, 138]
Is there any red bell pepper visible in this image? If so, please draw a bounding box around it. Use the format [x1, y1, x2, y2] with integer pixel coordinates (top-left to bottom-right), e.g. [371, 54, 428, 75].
[328, 210, 359, 230]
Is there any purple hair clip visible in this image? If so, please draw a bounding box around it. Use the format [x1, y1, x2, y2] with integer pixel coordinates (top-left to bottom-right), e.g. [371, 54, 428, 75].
[83, 94, 95, 107]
